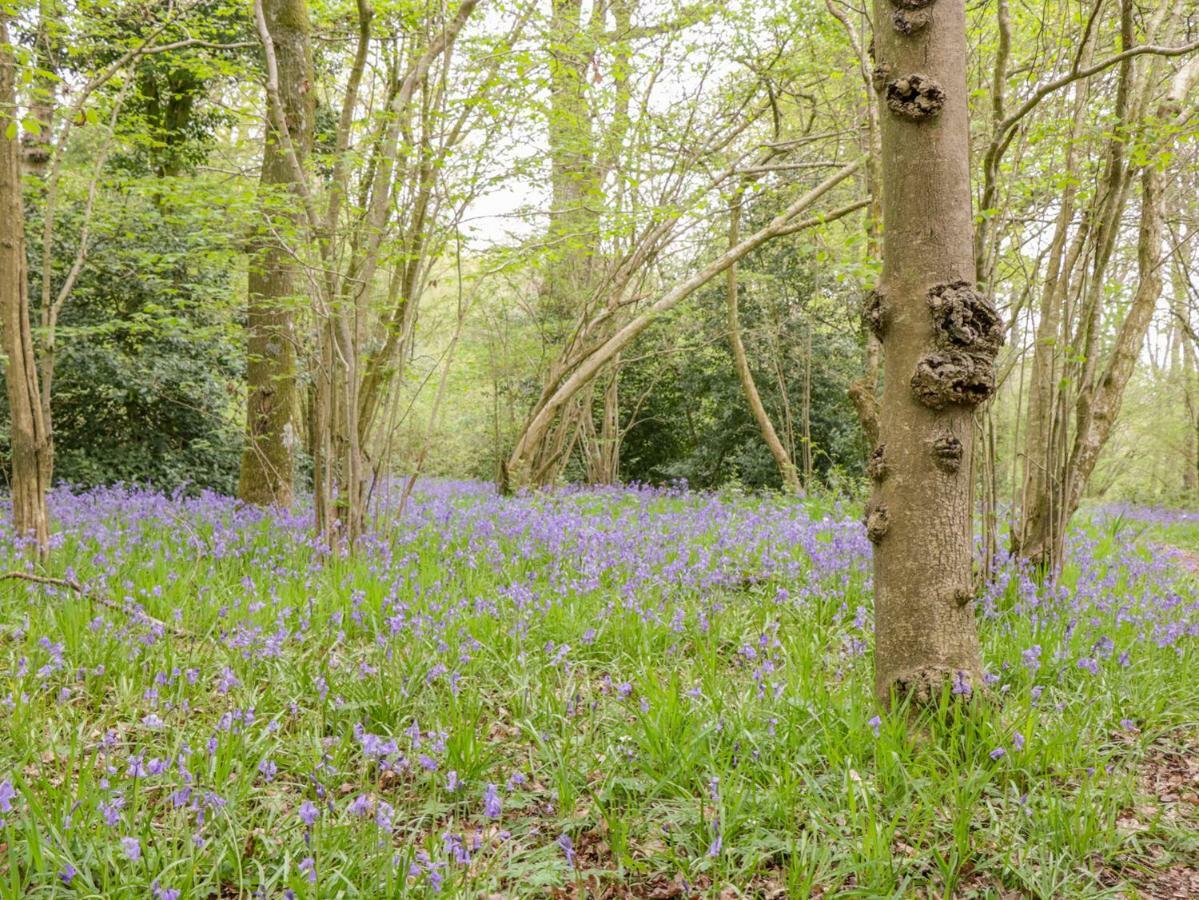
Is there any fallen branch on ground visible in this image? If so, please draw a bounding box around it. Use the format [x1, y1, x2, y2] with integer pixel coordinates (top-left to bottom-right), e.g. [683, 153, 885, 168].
[0, 570, 195, 641]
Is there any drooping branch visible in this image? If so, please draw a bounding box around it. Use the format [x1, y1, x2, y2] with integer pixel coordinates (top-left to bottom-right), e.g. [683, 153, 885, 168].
[994, 38, 1199, 148]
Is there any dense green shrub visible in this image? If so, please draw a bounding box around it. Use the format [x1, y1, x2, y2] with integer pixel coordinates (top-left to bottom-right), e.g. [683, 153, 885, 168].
[3, 184, 245, 493]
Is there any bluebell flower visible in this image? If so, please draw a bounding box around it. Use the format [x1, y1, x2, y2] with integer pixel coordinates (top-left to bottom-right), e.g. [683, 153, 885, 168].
[121, 836, 141, 861]
[557, 833, 576, 868]
[299, 800, 318, 826]
[483, 783, 501, 818]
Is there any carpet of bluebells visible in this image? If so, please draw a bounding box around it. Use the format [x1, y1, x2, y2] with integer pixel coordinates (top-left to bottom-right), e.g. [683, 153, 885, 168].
[1, 482, 1198, 897]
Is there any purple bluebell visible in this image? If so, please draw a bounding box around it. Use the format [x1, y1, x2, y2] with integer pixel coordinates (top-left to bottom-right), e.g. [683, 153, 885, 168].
[121, 836, 141, 861]
[483, 783, 501, 818]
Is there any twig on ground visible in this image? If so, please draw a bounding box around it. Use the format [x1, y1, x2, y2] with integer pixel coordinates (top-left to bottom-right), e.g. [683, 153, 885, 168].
[0, 570, 195, 641]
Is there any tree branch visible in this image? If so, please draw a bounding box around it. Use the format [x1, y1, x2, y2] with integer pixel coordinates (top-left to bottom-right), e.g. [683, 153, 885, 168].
[0, 571, 194, 641]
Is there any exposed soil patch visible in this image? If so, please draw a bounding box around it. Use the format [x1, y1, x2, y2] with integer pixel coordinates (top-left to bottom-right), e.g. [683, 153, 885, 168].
[1103, 731, 1199, 898]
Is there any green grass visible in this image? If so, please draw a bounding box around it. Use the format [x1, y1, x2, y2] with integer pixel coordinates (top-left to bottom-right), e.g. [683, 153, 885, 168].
[0, 484, 1196, 897]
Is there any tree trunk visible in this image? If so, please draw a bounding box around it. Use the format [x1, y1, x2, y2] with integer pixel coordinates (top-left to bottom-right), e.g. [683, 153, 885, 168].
[238, 0, 313, 507]
[825, 0, 883, 455]
[1015, 0, 1186, 569]
[1012, 70, 1092, 565]
[726, 194, 801, 493]
[1055, 164, 1164, 557]
[1, 18, 51, 557]
[868, 0, 995, 706]
[800, 323, 813, 485]
[598, 364, 621, 482]
[543, 0, 601, 332]
[1174, 236, 1199, 497]
[21, 1, 58, 176]
[312, 319, 335, 544]
[1185, 360, 1199, 498]
[580, 366, 622, 485]
[1018, 19, 1196, 568]
[505, 164, 862, 491]
[516, 0, 605, 487]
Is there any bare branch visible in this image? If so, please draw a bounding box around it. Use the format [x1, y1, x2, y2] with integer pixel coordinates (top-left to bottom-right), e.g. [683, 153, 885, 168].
[0, 571, 195, 642]
[511, 160, 863, 464]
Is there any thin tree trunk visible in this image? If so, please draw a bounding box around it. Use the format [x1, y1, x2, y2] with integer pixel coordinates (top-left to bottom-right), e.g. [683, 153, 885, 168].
[1185, 354, 1199, 498]
[1174, 235, 1199, 497]
[980, 410, 998, 578]
[505, 165, 863, 490]
[313, 319, 335, 544]
[542, 0, 601, 333]
[34, 80, 128, 489]
[518, 0, 605, 485]
[1014, 69, 1096, 565]
[239, 0, 314, 507]
[726, 193, 801, 493]
[21, 0, 58, 175]
[1018, 0, 1187, 569]
[599, 364, 621, 482]
[1056, 165, 1164, 557]
[1, 18, 51, 557]
[825, 0, 882, 453]
[581, 365, 622, 484]
[868, 0, 994, 705]
[801, 323, 813, 485]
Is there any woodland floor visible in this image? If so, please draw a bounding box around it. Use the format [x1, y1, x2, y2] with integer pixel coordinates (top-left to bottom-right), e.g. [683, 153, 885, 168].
[0, 485, 1198, 898]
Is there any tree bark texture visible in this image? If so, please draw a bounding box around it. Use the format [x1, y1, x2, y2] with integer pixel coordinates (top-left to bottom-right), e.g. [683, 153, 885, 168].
[1, 19, 51, 556]
[726, 194, 801, 493]
[239, 0, 313, 507]
[868, 0, 994, 705]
